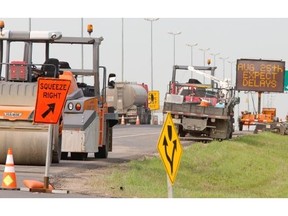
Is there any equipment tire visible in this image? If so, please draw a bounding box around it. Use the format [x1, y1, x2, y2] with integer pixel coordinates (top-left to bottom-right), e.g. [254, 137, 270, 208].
[239, 122, 243, 131]
[178, 126, 186, 137]
[52, 135, 62, 163]
[61, 152, 68, 160]
[71, 152, 88, 160]
[95, 145, 108, 158]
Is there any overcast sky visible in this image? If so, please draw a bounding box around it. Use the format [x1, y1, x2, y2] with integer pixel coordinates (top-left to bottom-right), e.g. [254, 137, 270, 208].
[2, 17, 288, 121]
[2, 0, 288, 215]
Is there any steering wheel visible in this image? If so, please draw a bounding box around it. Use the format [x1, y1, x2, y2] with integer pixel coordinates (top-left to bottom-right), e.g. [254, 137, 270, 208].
[31, 64, 43, 76]
[30, 64, 44, 81]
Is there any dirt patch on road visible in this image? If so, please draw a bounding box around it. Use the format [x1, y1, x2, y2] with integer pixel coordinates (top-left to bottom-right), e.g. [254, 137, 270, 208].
[50, 160, 132, 197]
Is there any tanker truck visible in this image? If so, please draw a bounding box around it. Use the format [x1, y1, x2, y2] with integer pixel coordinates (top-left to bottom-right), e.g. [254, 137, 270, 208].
[106, 82, 151, 124]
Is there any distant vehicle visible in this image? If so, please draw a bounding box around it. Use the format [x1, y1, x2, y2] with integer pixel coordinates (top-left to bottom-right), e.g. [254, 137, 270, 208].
[106, 82, 151, 124]
[162, 65, 240, 142]
[238, 107, 278, 131]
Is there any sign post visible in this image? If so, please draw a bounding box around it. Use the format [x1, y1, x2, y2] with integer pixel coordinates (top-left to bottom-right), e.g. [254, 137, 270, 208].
[157, 112, 183, 198]
[285, 70, 288, 92]
[34, 78, 71, 191]
[44, 124, 53, 189]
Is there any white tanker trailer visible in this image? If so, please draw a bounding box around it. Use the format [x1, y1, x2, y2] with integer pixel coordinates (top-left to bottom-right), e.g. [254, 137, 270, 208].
[106, 82, 151, 124]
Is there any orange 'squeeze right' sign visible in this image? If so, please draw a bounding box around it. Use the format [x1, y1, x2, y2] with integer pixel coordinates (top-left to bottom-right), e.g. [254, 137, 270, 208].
[34, 78, 71, 124]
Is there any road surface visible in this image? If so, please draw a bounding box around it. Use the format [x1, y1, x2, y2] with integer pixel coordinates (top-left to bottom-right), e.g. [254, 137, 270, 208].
[0, 125, 251, 198]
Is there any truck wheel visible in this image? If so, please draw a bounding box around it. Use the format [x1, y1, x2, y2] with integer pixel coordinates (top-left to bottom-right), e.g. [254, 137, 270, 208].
[61, 152, 68, 160]
[52, 135, 62, 163]
[239, 122, 243, 131]
[178, 126, 186, 137]
[96, 122, 110, 158]
[144, 114, 149, 124]
[95, 145, 108, 158]
[228, 122, 233, 139]
[71, 152, 88, 160]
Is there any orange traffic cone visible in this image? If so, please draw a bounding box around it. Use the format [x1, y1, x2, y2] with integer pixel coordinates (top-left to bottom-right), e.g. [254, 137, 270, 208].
[136, 115, 140, 125]
[121, 115, 125, 125]
[1, 148, 18, 190]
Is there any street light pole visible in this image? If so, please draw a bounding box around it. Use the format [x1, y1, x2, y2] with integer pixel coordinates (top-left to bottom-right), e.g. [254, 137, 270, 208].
[145, 18, 159, 91]
[228, 60, 236, 86]
[28, 18, 31, 31]
[209, 52, 220, 88]
[81, 18, 84, 83]
[186, 43, 198, 77]
[219, 56, 229, 80]
[199, 48, 210, 83]
[122, 18, 124, 82]
[168, 31, 182, 66]
[210, 52, 220, 67]
[145, 18, 159, 125]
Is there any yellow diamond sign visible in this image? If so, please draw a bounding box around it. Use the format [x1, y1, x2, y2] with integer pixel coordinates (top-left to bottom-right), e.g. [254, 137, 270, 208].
[3, 174, 13, 186]
[157, 112, 183, 185]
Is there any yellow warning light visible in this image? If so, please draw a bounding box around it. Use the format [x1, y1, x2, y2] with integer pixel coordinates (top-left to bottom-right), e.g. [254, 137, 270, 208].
[0, 20, 5, 35]
[87, 24, 93, 36]
[0, 20, 4, 29]
[207, 58, 211, 65]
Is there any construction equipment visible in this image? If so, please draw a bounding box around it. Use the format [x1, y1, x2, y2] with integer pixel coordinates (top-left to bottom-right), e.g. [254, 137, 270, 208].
[0, 21, 118, 165]
[278, 117, 288, 135]
[106, 82, 151, 124]
[252, 108, 283, 134]
[238, 107, 278, 131]
[162, 65, 240, 142]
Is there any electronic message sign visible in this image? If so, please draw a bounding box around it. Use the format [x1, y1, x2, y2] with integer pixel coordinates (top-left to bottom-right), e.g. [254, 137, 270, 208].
[236, 59, 285, 92]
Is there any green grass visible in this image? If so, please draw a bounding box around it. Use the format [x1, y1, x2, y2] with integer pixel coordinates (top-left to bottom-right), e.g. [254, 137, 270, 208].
[90, 132, 288, 198]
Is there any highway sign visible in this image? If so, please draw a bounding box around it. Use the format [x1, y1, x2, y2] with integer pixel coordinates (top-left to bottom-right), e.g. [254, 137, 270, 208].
[285, 71, 288, 92]
[34, 78, 71, 124]
[236, 59, 285, 92]
[157, 113, 183, 185]
[148, 90, 160, 110]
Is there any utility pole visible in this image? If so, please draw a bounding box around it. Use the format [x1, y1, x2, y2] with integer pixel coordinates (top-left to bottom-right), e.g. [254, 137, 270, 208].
[228, 60, 236, 86]
[186, 43, 198, 77]
[144, 18, 159, 90]
[199, 48, 210, 83]
[210, 52, 220, 67]
[168, 31, 182, 66]
[219, 56, 229, 80]
[122, 18, 124, 82]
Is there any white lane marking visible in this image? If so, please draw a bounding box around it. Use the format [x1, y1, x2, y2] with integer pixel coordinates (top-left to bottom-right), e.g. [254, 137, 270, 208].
[114, 132, 159, 139]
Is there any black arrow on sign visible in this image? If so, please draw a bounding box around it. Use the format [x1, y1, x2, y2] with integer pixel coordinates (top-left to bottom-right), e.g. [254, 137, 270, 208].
[163, 125, 177, 175]
[41, 103, 56, 118]
[151, 94, 154, 102]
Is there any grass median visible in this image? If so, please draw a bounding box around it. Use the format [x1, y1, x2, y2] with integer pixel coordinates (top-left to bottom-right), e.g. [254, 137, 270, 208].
[91, 132, 288, 198]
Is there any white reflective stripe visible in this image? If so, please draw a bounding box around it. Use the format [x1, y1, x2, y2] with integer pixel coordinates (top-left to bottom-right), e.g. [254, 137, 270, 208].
[30, 31, 62, 40]
[5, 155, 14, 165]
[4, 166, 15, 173]
[0, 30, 10, 39]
